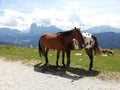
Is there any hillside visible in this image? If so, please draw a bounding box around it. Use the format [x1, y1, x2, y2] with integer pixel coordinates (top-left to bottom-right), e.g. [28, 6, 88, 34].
[84, 25, 120, 34]
[95, 32, 120, 48]
[0, 23, 63, 46]
[0, 23, 120, 48]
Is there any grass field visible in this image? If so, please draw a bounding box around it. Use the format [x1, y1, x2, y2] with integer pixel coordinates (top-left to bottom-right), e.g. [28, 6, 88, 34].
[0, 45, 120, 72]
[0, 45, 120, 80]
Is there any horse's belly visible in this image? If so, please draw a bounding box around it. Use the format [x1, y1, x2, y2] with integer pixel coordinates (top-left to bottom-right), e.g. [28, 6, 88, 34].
[44, 40, 63, 49]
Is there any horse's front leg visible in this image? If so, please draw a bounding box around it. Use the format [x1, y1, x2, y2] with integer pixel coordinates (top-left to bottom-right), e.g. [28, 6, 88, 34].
[56, 50, 60, 67]
[62, 50, 65, 67]
[85, 48, 93, 70]
[66, 49, 71, 67]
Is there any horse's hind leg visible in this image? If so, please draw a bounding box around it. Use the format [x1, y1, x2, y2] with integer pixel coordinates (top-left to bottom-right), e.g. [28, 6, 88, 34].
[85, 48, 93, 70]
[45, 48, 49, 65]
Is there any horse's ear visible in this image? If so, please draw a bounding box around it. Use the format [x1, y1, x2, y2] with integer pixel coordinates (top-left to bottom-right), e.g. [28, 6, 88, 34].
[79, 27, 81, 31]
[74, 27, 77, 29]
[73, 27, 77, 31]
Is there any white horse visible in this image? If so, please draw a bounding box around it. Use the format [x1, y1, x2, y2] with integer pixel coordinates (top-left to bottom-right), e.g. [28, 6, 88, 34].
[66, 32, 101, 70]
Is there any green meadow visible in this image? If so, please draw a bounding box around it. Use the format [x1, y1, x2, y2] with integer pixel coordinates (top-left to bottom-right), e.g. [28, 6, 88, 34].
[0, 45, 120, 80]
[0, 45, 120, 72]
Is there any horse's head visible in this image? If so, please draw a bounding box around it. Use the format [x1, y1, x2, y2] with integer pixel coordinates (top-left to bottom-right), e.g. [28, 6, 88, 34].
[72, 27, 84, 49]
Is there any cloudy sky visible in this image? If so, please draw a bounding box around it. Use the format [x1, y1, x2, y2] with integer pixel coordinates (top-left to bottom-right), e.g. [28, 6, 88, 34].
[0, 0, 120, 31]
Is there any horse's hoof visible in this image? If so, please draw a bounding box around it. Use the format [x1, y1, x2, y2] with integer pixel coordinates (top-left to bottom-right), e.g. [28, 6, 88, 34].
[56, 64, 59, 67]
[44, 63, 48, 66]
[89, 68, 92, 71]
[63, 64, 66, 67]
[66, 64, 70, 67]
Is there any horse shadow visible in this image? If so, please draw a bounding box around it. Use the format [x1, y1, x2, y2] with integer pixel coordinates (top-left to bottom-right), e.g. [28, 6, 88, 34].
[34, 63, 100, 81]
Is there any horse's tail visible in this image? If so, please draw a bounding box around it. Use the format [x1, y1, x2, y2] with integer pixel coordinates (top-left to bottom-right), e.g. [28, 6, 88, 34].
[38, 38, 43, 57]
[92, 35, 101, 55]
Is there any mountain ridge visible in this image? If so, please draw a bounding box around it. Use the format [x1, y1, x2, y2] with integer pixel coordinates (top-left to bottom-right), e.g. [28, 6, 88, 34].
[0, 23, 120, 48]
[83, 25, 120, 34]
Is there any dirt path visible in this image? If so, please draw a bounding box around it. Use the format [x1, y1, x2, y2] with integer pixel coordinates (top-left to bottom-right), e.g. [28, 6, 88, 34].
[0, 58, 120, 90]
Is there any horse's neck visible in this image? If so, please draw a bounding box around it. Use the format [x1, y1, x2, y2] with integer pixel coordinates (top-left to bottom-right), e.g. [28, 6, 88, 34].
[66, 36, 74, 43]
[59, 35, 73, 44]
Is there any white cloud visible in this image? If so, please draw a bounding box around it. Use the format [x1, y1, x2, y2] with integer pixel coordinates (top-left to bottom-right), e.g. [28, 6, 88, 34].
[0, 0, 120, 32]
[0, 9, 29, 30]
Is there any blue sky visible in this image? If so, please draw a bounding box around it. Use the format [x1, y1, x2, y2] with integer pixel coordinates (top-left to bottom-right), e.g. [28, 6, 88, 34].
[0, 0, 120, 31]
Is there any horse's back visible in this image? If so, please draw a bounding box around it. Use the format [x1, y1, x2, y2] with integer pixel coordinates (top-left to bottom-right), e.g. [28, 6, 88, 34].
[40, 33, 63, 49]
[40, 33, 58, 41]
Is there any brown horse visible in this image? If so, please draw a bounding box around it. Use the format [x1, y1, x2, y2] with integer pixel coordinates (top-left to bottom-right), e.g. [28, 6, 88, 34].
[66, 32, 101, 70]
[100, 48, 107, 54]
[100, 48, 114, 55]
[38, 27, 84, 67]
[106, 49, 114, 55]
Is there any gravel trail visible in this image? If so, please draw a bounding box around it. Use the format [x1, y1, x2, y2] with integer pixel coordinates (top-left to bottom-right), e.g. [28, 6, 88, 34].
[0, 59, 120, 90]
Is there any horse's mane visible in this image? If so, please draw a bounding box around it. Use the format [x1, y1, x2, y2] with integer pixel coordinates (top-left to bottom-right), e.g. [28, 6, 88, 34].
[59, 30, 73, 38]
